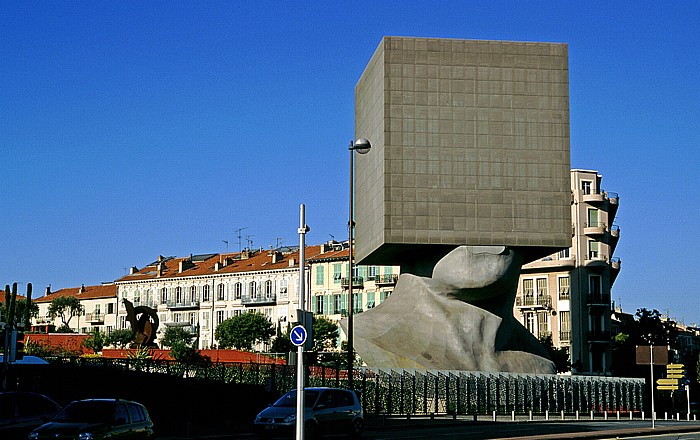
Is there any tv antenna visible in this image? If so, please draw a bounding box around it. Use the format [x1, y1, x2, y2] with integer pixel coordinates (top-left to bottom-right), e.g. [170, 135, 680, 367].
[245, 234, 254, 250]
[222, 240, 229, 253]
[275, 237, 283, 249]
[235, 227, 247, 252]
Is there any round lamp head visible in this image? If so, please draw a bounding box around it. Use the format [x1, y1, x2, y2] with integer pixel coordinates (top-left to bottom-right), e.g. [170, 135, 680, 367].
[354, 138, 372, 154]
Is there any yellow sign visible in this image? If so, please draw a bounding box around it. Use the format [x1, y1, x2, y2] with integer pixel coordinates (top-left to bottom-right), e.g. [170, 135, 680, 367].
[668, 374, 685, 379]
[657, 385, 679, 391]
[657, 378, 678, 385]
[667, 363, 684, 369]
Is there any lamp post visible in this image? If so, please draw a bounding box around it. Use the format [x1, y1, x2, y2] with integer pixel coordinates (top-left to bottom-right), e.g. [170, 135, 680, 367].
[347, 138, 371, 391]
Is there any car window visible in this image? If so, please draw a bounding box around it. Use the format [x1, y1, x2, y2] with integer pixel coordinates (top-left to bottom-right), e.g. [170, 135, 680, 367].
[114, 403, 129, 425]
[127, 403, 144, 422]
[273, 390, 319, 408]
[55, 401, 115, 423]
[330, 390, 353, 408]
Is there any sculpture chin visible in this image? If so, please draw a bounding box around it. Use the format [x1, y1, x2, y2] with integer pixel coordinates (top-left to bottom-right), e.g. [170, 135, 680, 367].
[341, 245, 555, 374]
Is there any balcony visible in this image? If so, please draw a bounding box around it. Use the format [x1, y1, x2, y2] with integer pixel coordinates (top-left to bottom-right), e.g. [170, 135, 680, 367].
[587, 330, 611, 342]
[582, 190, 606, 204]
[165, 299, 200, 310]
[375, 274, 398, 286]
[584, 253, 608, 267]
[583, 222, 607, 236]
[559, 331, 571, 342]
[85, 312, 104, 323]
[586, 293, 611, 306]
[341, 277, 364, 290]
[241, 293, 276, 306]
[522, 256, 576, 271]
[515, 294, 552, 309]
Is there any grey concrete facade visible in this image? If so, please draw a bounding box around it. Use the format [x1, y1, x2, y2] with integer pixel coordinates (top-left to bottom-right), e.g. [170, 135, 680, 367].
[354, 37, 572, 271]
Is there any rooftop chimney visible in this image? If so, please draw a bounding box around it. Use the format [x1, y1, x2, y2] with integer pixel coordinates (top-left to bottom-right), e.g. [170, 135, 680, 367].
[130, 266, 138, 274]
[45, 285, 51, 295]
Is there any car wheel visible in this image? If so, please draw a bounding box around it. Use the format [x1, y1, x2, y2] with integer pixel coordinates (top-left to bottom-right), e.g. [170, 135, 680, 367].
[305, 420, 319, 439]
[349, 418, 364, 439]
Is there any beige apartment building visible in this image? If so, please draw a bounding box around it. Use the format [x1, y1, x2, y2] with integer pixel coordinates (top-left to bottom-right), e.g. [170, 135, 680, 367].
[514, 169, 620, 375]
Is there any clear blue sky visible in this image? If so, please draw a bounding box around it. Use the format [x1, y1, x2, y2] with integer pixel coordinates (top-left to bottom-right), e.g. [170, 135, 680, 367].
[2, 2, 699, 325]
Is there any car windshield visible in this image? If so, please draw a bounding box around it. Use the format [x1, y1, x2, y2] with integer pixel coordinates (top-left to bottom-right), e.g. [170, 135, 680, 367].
[272, 390, 319, 408]
[53, 401, 115, 424]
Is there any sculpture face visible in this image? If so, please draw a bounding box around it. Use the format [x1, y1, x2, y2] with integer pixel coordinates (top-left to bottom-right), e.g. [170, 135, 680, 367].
[341, 246, 555, 374]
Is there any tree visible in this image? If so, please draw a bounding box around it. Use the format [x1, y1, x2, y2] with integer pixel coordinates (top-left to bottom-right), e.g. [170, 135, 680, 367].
[47, 296, 84, 328]
[538, 334, 570, 373]
[160, 326, 195, 349]
[312, 316, 340, 352]
[215, 312, 274, 350]
[105, 329, 135, 349]
[83, 328, 106, 353]
[270, 331, 293, 354]
[1, 297, 39, 326]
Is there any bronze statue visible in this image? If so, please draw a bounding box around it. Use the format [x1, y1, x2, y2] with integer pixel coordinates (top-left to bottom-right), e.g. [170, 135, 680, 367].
[122, 298, 159, 347]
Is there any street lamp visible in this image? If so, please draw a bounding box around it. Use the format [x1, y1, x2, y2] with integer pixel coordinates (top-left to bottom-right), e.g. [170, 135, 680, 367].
[347, 138, 371, 391]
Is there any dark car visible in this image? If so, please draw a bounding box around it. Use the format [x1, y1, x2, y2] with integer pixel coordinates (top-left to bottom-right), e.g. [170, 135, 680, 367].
[254, 387, 364, 439]
[29, 398, 155, 440]
[0, 391, 62, 438]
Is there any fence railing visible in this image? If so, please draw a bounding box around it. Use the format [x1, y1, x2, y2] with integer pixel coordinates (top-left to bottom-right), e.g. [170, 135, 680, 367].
[48, 357, 645, 416]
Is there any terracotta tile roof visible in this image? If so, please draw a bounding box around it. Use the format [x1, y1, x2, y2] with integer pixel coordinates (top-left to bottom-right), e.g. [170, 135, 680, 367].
[115, 244, 346, 283]
[33, 284, 118, 303]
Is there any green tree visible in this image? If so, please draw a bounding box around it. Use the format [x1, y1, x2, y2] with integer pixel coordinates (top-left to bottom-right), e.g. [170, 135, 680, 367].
[312, 316, 340, 352]
[1, 298, 39, 327]
[160, 326, 195, 349]
[47, 296, 84, 329]
[215, 312, 274, 350]
[83, 328, 106, 353]
[270, 331, 293, 354]
[539, 334, 571, 373]
[105, 329, 135, 349]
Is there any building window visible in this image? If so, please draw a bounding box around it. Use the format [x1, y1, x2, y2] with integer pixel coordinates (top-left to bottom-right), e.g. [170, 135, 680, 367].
[176, 287, 182, 304]
[333, 264, 342, 284]
[581, 180, 592, 195]
[367, 266, 377, 281]
[265, 280, 273, 298]
[280, 278, 288, 295]
[523, 279, 534, 304]
[202, 312, 209, 330]
[133, 290, 140, 306]
[249, 281, 257, 298]
[107, 303, 114, 314]
[235, 282, 242, 299]
[587, 208, 599, 227]
[314, 295, 324, 314]
[217, 284, 225, 301]
[216, 310, 224, 326]
[588, 240, 599, 259]
[558, 276, 570, 300]
[333, 294, 342, 314]
[537, 311, 549, 339]
[536, 278, 548, 297]
[190, 285, 197, 302]
[189, 312, 196, 326]
[160, 288, 167, 303]
[353, 292, 362, 313]
[589, 274, 602, 296]
[560, 311, 571, 341]
[558, 248, 570, 259]
[316, 266, 325, 285]
[366, 291, 376, 309]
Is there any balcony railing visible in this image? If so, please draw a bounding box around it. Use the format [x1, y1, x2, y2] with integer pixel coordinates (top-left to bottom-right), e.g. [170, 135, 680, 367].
[375, 274, 398, 286]
[85, 312, 104, 323]
[559, 331, 571, 341]
[584, 222, 607, 236]
[165, 299, 200, 309]
[586, 294, 611, 306]
[515, 294, 552, 308]
[341, 277, 364, 289]
[587, 330, 611, 342]
[241, 293, 276, 306]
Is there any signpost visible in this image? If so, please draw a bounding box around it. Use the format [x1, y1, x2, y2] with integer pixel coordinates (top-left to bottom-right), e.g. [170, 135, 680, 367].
[295, 204, 310, 440]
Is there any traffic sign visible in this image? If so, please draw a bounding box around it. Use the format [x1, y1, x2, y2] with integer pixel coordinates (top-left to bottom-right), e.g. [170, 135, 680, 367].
[290, 325, 308, 347]
[657, 378, 678, 386]
[656, 385, 679, 391]
[667, 363, 684, 369]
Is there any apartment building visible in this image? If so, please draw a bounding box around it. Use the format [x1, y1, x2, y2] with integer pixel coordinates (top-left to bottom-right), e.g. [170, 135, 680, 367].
[31, 243, 399, 352]
[34, 284, 119, 334]
[514, 169, 621, 375]
[307, 241, 400, 340]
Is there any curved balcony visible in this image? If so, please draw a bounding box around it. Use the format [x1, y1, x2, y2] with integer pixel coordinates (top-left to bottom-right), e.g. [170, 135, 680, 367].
[584, 254, 609, 268]
[582, 190, 606, 204]
[584, 222, 607, 236]
[522, 256, 576, 271]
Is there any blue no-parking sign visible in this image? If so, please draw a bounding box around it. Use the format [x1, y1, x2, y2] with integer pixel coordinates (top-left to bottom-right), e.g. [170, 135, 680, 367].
[290, 325, 308, 347]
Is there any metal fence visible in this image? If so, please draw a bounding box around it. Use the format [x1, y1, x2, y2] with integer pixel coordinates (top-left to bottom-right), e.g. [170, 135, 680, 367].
[51, 358, 645, 416]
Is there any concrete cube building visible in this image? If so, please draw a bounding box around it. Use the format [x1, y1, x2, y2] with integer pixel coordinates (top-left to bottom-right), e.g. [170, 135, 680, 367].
[354, 37, 571, 272]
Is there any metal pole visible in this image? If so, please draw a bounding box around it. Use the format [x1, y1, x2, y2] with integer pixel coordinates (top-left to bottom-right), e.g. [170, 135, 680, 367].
[296, 204, 308, 440]
[347, 141, 354, 391]
[650, 344, 655, 429]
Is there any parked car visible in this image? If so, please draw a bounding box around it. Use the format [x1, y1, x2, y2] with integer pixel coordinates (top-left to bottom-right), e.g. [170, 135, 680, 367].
[29, 398, 155, 440]
[0, 391, 62, 438]
[254, 387, 364, 439]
